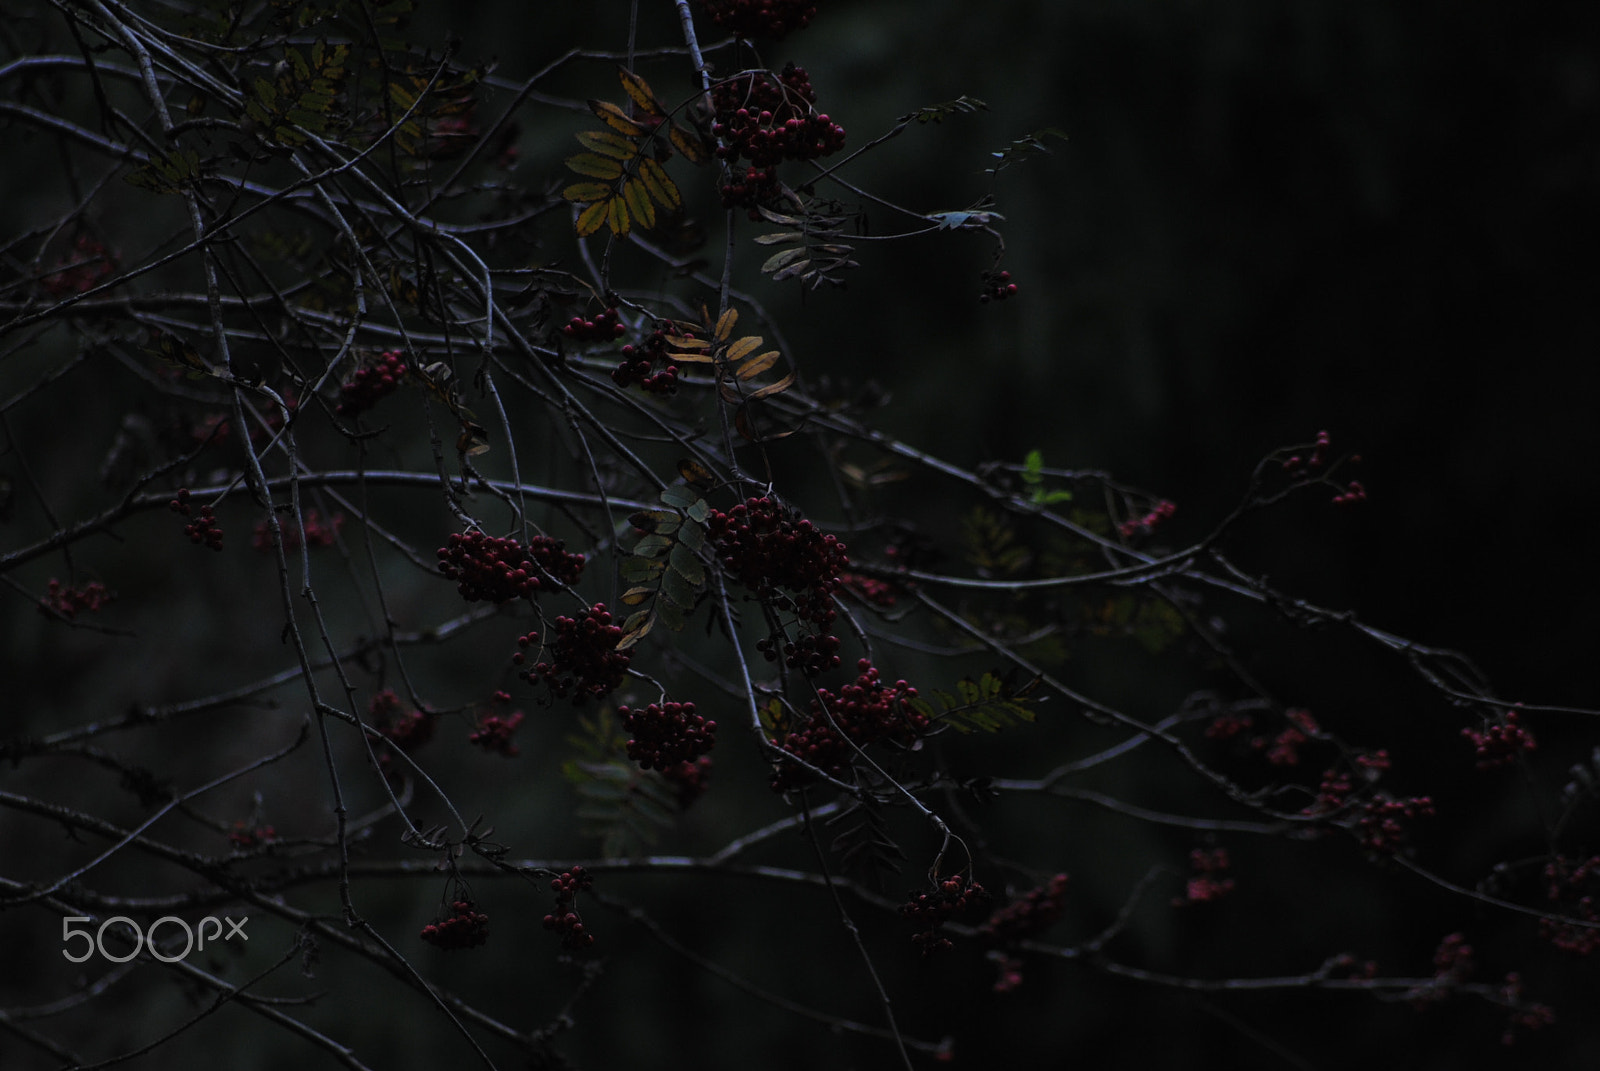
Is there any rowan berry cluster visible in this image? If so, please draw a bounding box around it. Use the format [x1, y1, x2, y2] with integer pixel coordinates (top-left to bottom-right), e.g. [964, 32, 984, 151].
[227, 821, 277, 849]
[1357, 793, 1435, 854]
[1331, 479, 1368, 506]
[336, 350, 408, 416]
[1356, 749, 1392, 773]
[370, 689, 436, 781]
[1404, 931, 1475, 1006]
[469, 709, 525, 757]
[513, 604, 631, 701]
[1305, 767, 1353, 816]
[840, 572, 896, 608]
[697, 0, 818, 39]
[543, 866, 595, 949]
[769, 660, 924, 790]
[563, 307, 625, 341]
[1463, 709, 1536, 769]
[711, 64, 845, 213]
[1254, 708, 1320, 766]
[662, 756, 713, 808]
[421, 899, 490, 950]
[1118, 499, 1176, 539]
[1204, 711, 1253, 740]
[1540, 855, 1600, 956]
[754, 630, 842, 676]
[1282, 430, 1334, 473]
[372, 689, 436, 751]
[41, 235, 116, 297]
[39, 579, 113, 619]
[708, 496, 847, 626]
[612, 324, 689, 394]
[990, 952, 1027, 994]
[901, 876, 988, 956]
[979, 268, 1018, 303]
[436, 530, 585, 603]
[251, 509, 343, 553]
[1175, 848, 1235, 904]
[618, 700, 716, 771]
[170, 488, 223, 550]
[980, 874, 1070, 943]
[1433, 932, 1474, 982]
[1498, 972, 1557, 1044]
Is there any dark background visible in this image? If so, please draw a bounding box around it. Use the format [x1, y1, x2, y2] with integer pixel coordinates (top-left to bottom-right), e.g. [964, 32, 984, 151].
[472, 0, 1600, 706]
[475, 2, 1600, 1065]
[4, 1, 1598, 1068]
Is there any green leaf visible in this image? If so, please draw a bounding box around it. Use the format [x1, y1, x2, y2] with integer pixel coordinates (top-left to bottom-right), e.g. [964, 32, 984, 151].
[922, 673, 1041, 734]
[620, 557, 664, 583]
[986, 127, 1069, 176]
[669, 542, 705, 586]
[633, 533, 674, 558]
[900, 96, 988, 124]
[655, 596, 687, 630]
[659, 566, 696, 609]
[659, 484, 700, 509]
[617, 609, 654, 649]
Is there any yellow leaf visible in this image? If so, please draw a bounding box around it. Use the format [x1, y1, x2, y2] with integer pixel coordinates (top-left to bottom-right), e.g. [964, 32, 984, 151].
[664, 336, 711, 350]
[737, 349, 781, 380]
[724, 335, 763, 363]
[714, 308, 738, 340]
[622, 177, 657, 231]
[607, 194, 631, 236]
[616, 611, 654, 650]
[146, 330, 214, 377]
[677, 458, 716, 490]
[575, 199, 610, 237]
[669, 122, 711, 165]
[638, 158, 682, 211]
[746, 372, 795, 400]
[588, 98, 648, 136]
[566, 152, 624, 180]
[575, 129, 639, 159]
[617, 66, 665, 119]
[620, 586, 655, 606]
[563, 182, 612, 204]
